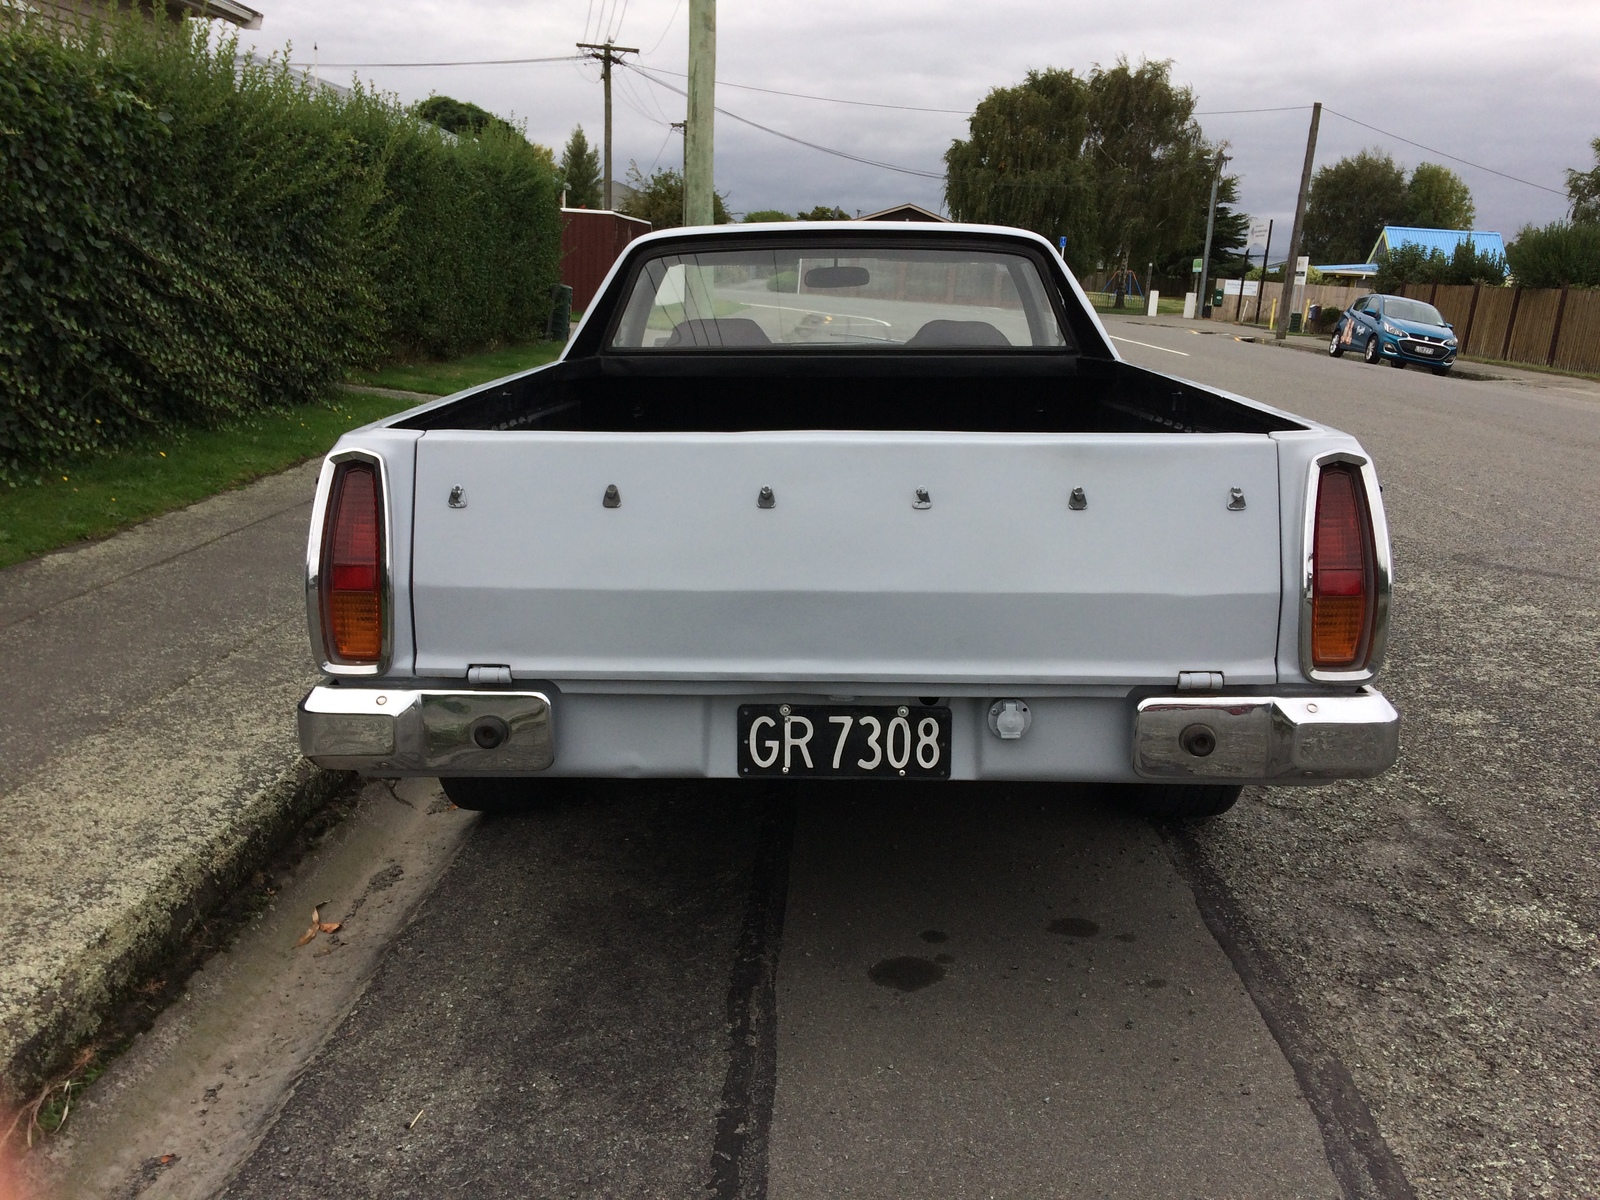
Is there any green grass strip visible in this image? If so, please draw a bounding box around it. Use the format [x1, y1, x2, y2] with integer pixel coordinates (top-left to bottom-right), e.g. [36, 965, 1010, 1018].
[0, 392, 417, 570]
[352, 338, 564, 395]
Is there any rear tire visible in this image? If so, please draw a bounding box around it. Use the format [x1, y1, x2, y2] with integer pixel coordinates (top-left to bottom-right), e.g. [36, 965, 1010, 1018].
[1389, 356, 1406, 369]
[1328, 329, 1345, 357]
[1363, 335, 1381, 364]
[439, 776, 558, 815]
[1112, 783, 1242, 820]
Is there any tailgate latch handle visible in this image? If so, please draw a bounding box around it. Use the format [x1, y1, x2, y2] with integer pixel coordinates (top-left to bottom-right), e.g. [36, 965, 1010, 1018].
[1227, 487, 1247, 510]
[1068, 487, 1087, 510]
[913, 487, 932, 510]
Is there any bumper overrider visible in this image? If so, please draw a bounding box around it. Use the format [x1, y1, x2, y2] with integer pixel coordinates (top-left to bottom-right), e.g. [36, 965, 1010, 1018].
[298, 685, 1397, 783]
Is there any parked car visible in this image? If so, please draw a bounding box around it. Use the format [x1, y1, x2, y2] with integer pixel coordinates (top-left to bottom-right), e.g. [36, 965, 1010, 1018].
[298, 223, 1399, 821]
[1329, 292, 1458, 374]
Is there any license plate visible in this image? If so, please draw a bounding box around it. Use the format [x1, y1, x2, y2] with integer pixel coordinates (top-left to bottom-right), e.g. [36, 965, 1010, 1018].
[737, 704, 951, 778]
[1415, 345, 1436, 354]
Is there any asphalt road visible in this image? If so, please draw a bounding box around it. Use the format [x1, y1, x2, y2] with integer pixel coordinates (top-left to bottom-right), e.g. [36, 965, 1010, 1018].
[39, 323, 1600, 1200]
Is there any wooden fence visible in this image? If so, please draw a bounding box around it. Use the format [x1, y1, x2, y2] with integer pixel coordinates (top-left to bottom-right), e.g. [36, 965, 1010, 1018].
[1193, 277, 1600, 375]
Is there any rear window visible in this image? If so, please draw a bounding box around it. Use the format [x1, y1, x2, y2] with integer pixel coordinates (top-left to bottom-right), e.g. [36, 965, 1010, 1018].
[608, 246, 1072, 350]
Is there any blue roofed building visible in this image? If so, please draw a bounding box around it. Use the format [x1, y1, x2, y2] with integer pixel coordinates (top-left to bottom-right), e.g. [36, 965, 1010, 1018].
[1316, 226, 1507, 281]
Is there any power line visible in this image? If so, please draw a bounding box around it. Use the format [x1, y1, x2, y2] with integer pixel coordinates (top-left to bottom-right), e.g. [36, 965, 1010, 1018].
[1322, 106, 1566, 197]
[626, 63, 944, 179]
[635, 64, 969, 114]
[1194, 105, 1313, 115]
[309, 53, 584, 68]
[644, 0, 683, 55]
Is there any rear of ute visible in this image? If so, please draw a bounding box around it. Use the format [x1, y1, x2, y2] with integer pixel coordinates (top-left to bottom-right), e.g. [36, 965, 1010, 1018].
[297, 225, 1398, 797]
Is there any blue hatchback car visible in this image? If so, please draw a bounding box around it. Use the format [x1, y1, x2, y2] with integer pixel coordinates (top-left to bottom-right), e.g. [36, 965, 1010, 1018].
[1329, 293, 1459, 374]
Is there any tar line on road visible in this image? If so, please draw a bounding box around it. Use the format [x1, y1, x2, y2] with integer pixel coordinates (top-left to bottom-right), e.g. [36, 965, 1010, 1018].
[1161, 821, 1418, 1200]
[708, 793, 796, 1200]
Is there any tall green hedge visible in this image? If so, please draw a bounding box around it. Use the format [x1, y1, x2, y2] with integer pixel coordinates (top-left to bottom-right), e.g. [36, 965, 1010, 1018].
[0, 18, 561, 482]
[1505, 222, 1600, 289]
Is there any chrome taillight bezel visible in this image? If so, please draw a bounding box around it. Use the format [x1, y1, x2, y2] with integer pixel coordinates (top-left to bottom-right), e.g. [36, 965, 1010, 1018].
[306, 448, 393, 676]
[1299, 451, 1392, 683]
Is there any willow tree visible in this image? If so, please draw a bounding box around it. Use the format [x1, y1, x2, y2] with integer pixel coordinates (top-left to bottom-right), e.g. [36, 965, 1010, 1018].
[944, 60, 1215, 282]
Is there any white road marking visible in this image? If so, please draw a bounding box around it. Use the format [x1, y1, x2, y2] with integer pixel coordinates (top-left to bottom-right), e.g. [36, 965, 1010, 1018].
[1108, 334, 1191, 356]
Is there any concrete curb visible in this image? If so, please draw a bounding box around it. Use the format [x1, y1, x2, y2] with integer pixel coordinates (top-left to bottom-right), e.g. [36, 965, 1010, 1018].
[2, 761, 354, 1106]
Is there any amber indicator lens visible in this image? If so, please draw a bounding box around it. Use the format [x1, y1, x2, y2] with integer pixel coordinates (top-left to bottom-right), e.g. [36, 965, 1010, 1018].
[1311, 464, 1373, 669]
[322, 462, 383, 662]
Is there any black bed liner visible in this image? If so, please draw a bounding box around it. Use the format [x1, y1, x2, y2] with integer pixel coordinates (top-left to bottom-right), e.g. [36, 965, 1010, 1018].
[394, 354, 1304, 437]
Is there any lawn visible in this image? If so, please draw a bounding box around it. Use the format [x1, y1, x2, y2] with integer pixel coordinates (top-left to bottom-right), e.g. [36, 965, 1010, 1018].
[1084, 292, 1188, 316]
[0, 391, 418, 570]
[352, 338, 565, 395]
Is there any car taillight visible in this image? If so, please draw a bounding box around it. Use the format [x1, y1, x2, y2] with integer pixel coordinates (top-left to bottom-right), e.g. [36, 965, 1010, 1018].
[321, 461, 384, 663]
[1310, 463, 1375, 670]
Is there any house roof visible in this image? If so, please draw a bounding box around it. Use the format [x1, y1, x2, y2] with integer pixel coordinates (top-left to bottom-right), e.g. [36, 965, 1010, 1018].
[1369, 226, 1506, 263]
[173, 0, 263, 27]
[857, 203, 948, 223]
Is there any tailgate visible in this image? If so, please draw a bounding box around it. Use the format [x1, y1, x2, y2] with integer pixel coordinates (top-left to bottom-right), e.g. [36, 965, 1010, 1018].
[409, 431, 1282, 685]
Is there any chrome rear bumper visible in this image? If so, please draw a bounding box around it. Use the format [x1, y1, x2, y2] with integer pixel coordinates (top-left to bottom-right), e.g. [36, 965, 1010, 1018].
[1133, 688, 1398, 781]
[299, 686, 554, 773]
[299, 684, 1397, 783]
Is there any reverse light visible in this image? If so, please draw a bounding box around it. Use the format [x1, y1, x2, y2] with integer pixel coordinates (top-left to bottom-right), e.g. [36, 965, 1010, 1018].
[1310, 463, 1375, 670]
[320, 460, 385, 664]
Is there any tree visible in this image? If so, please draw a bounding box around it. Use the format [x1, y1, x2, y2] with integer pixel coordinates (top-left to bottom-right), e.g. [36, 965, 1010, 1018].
[1302, 149, 1408, 263]
[796, 205, 850, 220]
[1373, 239, 1506, 291]
[1084, 59, 1212, 288]
[1566, 136, 1600, 224]
[559, 126, 602, 209]
[1404, 163, 1475, 230]
[1506, 222, 1600, 288]
[943, 67, 1099, 272]
[943, 60, 1215, 280]
[417, 95, 518, 139]
[619, 162, 730, 229]
[742, 209, 792, 222]
[1166, 173, 1249, 280]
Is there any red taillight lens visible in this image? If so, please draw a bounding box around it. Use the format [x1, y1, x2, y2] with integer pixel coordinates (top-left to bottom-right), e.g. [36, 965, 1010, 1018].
[1311, 464, 1374, 670]
[321, 462, 384, 663]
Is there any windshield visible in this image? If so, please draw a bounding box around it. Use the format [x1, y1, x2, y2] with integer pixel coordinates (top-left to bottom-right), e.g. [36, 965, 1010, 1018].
[609, 246, 1072, 350]
[1384, 297, 1447, 326]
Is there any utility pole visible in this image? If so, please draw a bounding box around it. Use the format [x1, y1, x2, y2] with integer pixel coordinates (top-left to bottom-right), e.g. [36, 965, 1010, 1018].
[1197, 150, 1228, 318]
[1274, 101, 1321, 340]
[683, 0, 716, 226]
[577, 41, 639, 211]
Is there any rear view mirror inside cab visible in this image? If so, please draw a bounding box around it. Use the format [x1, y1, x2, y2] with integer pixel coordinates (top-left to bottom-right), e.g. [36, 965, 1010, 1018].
[804, 265, 870, 289]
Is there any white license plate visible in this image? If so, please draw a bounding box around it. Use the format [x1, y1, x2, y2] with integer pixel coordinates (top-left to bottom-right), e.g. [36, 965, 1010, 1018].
[737, 704, 951, 778]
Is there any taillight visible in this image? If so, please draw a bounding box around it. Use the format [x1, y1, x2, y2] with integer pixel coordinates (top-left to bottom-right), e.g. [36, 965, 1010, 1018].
[321, 461, 384, 663]
[1310, 463, 1375, 670]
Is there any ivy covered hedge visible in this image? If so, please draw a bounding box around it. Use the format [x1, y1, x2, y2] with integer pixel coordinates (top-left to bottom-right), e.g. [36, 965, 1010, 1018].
[0, 18, 561, 482]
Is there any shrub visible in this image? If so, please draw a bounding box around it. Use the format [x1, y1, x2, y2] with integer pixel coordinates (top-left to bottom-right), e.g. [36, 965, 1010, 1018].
[1372, 239, 1506, 292]
[1505, 222, 1600, 289]
[0, 16, 560, 482]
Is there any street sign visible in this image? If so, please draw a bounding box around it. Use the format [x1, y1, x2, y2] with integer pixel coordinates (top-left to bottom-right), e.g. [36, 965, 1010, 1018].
[1294, 255, 1310, 285]
[1191, 258, 1203, 273]
[1248, 220, 1271, 248]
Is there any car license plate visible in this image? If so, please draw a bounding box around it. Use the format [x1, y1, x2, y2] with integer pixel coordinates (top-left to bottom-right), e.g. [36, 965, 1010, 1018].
[737, 704, 951, 778]
[1416, 345, 1435, 354]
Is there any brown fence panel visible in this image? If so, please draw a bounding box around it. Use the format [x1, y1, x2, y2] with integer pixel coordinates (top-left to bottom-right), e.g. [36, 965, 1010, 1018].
[1507, 288, 1562, 364]
[560, 209, 652, 310]
[1465, 288, 1516, 358]
[1552, 289, 1600, 373]
[1430, 284, 1476, 334]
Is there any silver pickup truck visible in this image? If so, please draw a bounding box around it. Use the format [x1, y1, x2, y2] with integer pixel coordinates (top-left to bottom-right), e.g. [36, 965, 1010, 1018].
[298, 223, 1398, 819]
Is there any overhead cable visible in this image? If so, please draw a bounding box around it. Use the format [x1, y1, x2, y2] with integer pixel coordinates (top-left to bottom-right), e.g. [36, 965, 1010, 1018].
[309, 53, 585, 68]
[636, 64, 969, 114]
[1322, 107, 1566, 196]
[626, 63, 943, 179]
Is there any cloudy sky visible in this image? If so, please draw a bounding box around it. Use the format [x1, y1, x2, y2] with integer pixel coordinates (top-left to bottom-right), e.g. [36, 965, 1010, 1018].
[245, 1, 1597, 247]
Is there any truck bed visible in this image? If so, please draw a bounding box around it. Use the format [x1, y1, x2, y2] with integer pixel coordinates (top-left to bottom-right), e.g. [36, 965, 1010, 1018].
[395, 356, 1306, 437]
